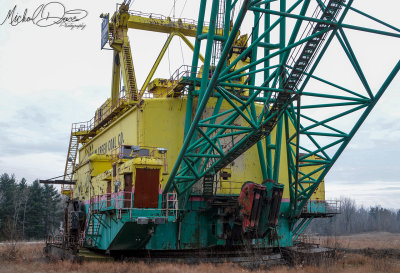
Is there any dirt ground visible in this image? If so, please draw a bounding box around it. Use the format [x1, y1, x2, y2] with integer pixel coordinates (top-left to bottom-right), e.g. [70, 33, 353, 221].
[0, 232, 399, 273]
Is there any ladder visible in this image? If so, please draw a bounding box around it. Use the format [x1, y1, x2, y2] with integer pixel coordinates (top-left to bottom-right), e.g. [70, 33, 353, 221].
[208, 0, 345, 173]
[284, 0, 345, 91]
[62, 130, 79, 196]
[84, 211, 108, 248]
[211, 0, 226, 66]
[86, 213, 102, 247]
[122, 44, 138, 101]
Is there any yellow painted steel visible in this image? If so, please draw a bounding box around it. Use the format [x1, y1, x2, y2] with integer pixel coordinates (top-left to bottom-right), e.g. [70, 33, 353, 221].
[73, 97, 324, 203]
[140, 32, 205, 94]
[108, 3, 219, 103]
[299, 155, 326, 201]
[127, 13, 210, 37]
[111, 50, 121, 108]
[70, 4, 325, 204]
[89, 154, 112, 177]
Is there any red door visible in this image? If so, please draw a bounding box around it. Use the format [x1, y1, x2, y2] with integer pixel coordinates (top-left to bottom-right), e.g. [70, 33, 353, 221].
[124, 173, 133, 208]
[107, 181, 111, 207]
[133, 168, 160, 208]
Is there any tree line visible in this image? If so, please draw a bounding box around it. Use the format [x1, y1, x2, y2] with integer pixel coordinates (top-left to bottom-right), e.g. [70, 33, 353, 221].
[0, 173, 64, 241]
[307, 198, 400, 235]
[1, 172, 399, 240]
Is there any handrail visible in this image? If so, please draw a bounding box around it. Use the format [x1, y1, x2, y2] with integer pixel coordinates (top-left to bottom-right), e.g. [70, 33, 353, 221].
[88, 191, 178, 220]
[302, 199, 341, 215]
[128, 10, 210, 28]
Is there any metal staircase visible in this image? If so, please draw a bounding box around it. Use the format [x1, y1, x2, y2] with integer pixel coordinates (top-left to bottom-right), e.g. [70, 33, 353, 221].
[85, 213, 102, 247]
[284, 0, 344, 91]
[211, 0, 226, 66]
[83, 203, 109, 248]
[166, 0, 345, 196]
[205, 0, 345, 174]
[62, 130, 79, 196]
[122, 44, 138, 101]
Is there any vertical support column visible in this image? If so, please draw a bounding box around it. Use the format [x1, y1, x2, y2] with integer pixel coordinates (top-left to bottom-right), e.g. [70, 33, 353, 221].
[180, 0, 210, 214]
[185, 0, 208, 139]
[294, 96, 301, 213]
[264, 1, 273, 180]
[280, 0, 310, 214]
[272, 0, 286, 182]
[165, 0, 251, 195]
[184, 0, 221, 195]
[199, 0, 221, 103]
[111, 50, 121, 109]
[223, 0, 232, 48]
[249, 10, 268, 180]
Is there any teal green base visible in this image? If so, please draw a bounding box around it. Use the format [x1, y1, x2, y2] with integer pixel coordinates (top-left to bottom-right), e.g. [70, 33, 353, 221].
[84, 197, 296, 251]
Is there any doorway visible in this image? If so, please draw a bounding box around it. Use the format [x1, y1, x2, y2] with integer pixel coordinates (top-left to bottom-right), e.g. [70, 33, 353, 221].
[133, 168, 160, 208]
[124, 173, 133, 208]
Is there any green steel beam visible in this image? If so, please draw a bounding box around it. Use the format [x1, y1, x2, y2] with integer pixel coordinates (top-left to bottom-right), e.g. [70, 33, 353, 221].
[165, 0, 251, 195]
[345, 5, 400, 33]
[220, 0, 303, 76]
[340, 24, 400, 38]
[295, 60, 400, 215]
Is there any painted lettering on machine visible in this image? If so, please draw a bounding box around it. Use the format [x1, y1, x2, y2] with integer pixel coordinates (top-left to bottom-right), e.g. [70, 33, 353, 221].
[88, 131, 124, 156]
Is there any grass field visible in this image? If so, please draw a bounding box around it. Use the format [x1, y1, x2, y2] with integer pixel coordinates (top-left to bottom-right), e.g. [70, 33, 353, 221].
[313, 232, 400, 249]
[0, 232, 399, 273]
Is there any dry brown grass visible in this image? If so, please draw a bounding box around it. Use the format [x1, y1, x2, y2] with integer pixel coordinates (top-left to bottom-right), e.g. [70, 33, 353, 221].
[0, 242, 45, 263]
[1, 235, 400, 273]
[312, 232, 400, 249]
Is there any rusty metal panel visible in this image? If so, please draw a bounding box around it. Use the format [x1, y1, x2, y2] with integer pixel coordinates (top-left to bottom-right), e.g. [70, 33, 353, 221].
[134, 168, 159, 208]
[107, 181, 111, 207]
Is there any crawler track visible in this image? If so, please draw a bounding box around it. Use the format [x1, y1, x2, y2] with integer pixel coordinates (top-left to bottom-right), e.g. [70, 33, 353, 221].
[120, 247, 285, 268]
[45, 242, 342, 268]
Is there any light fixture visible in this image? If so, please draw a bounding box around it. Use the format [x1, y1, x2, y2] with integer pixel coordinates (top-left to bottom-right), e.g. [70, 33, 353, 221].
[157, 148, 167, 154]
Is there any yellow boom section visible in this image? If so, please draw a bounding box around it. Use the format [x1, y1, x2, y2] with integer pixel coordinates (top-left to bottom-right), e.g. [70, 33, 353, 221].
[126, 10, 210, 37]
[108, 4, 211, 105]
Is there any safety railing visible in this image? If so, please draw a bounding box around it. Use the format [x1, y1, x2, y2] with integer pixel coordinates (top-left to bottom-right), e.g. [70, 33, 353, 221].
[302, 199, 341, 215]
[166, 65, 204, 96]
[169, 65, 200, 81]
[163, 192, 178, 219]
[191, 179, 244, 195]
[128, 10, 210, 28]
[111, 145, 160, 160]
[71, 66, 202, 137]
[286, 0, 327, 71]
[88, 191, 178, 221]
[141, 91, 154, 99]
[216, 180, 244, 195]
[72, 95, 126, 134]
[72, 88, 154, 135]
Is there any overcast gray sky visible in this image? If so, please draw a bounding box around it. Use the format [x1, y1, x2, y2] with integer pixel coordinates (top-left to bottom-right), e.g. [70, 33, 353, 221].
[0, 0, 399, 209]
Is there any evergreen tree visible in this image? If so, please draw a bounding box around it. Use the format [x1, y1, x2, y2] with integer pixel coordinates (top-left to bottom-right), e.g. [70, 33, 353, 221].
[17, 178, 30, 238]
[0, 174, 64, 241]
[0, 173, 17, 240]
[25, 180, 45, 239]
[42, 184, 63, 236]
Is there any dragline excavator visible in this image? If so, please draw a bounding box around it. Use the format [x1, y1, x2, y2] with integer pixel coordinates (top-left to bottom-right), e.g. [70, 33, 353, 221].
[43, 0, 400, 262]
